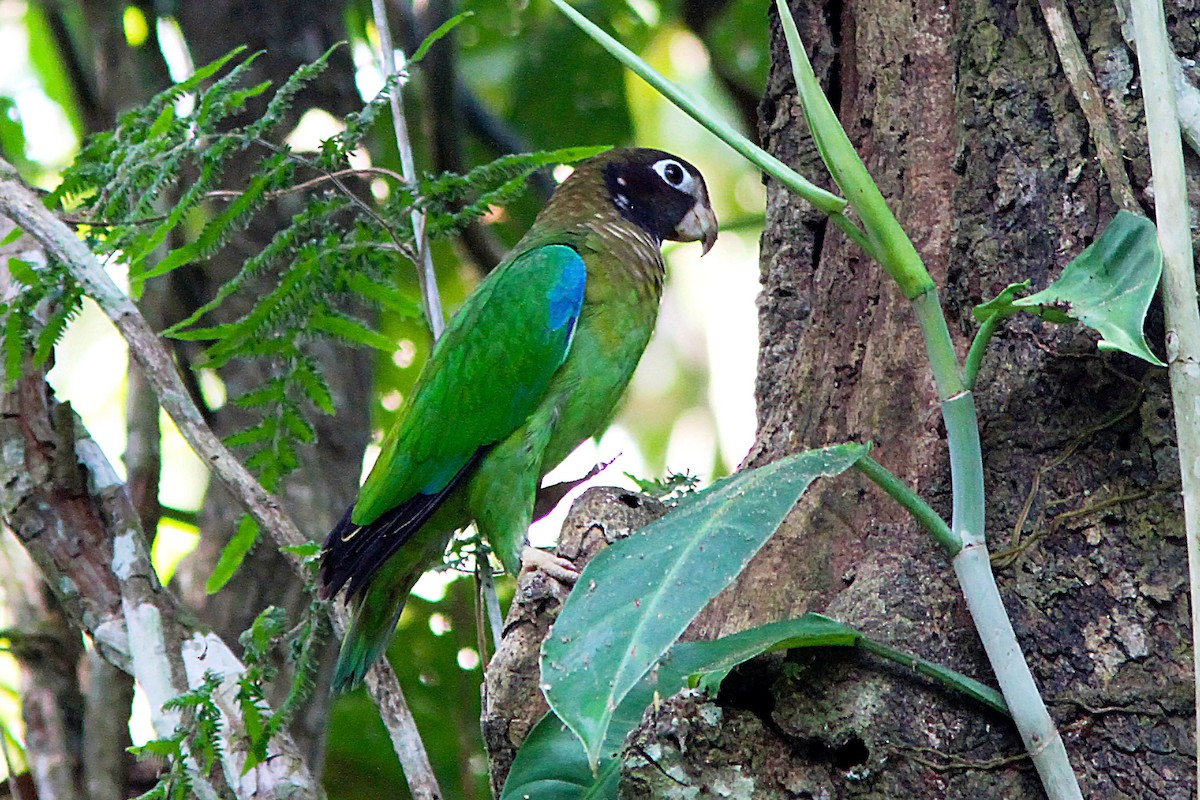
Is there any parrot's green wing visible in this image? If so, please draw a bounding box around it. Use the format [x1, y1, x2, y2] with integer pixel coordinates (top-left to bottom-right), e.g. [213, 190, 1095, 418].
[321, 244, 586, 598]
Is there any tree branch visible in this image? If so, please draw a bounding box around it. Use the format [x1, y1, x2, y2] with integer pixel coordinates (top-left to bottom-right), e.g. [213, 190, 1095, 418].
[0, 236, 318, 796]
[0, 160, 443, 800]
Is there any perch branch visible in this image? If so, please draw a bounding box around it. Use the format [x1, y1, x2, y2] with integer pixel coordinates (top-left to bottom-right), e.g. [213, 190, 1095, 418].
[0, 227, 317, 797]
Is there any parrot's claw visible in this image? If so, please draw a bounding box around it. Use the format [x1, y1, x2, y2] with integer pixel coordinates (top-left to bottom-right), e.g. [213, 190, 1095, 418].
[519, 546, 580, 585]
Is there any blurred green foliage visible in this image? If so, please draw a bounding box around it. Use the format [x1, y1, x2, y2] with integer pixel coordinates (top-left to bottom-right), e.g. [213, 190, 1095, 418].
[0, 0, 768, 796]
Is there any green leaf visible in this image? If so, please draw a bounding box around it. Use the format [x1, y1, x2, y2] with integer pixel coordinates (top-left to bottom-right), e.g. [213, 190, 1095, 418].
[500, 714, 620, 800]
[7, 257, 36, 285]
[345, 273, 421, 318]
[667, 614, 859, 694]
[973, 211, 1164, 366]
[206, 515, 260, 594]
[310, 310, 395, 351]
[280, 542, 321, 559]
[129, 738, 182, 759]
[0, 225, 22, 247]
[410, 12, 474, 64]
[512, 612, 1005, 798]
[294, 358, 336, 415]
[541, 443, 868, 769]
[147, 106, 175, 139]
[774, 0, 930, 295]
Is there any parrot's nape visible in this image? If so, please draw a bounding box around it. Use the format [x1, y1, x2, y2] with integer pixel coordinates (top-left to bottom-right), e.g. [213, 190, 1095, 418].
[319, 147, 717, 692]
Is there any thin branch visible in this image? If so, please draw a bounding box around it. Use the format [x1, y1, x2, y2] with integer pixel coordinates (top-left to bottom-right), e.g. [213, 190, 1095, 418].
[1037, 0, 1140, 212]
[1116, 0, 1200, 154]
[65, 167, 409, 228]
[0, 721, 26, 800]
[254, 138, 420, 264]
[1125, 1, 1200, 793]
[0, 160, 444, 800]
[372, 0, 445, 338]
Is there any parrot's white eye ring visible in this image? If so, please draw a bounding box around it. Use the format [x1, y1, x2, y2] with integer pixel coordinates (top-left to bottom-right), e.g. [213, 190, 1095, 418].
[653, 158, 695, 195]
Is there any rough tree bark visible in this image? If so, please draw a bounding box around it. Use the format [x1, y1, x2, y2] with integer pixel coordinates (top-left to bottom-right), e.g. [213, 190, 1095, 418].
[485, 1, 1195, 798]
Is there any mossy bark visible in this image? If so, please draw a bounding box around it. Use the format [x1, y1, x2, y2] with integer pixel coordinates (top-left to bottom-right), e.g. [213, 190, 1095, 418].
[618, 0, 1195, 797]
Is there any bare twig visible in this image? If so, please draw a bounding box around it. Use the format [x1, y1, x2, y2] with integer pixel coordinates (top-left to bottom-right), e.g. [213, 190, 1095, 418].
[477, 556, 504, 652]
[372, 0, 445, 338]
[1115, 0, 1200, 154]
[1126, 0, 1200, 791]
[81, 651, 133, 800]
[1037, 0, 1140, 211]
[0, 160, 444, 800]
[254, 138, 420, 264]
[0, 721, 26, 800]
[66, 167, 410, 228]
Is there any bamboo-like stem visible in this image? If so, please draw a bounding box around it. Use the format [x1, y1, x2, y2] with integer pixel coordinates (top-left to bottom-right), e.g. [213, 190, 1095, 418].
[546, 0, 849, 218]
[771, 4, 1081, 794]
[1127, 0, 1200, 790]
[905, 201, 1081, 800]
[952, 546, 1079, 795]
[854, 456, 958, 556]
[550, 2, 1084, 794]
[941, 394, 986, 549]
[372, 0, 445, 339]
[911, 289, 965, 398]
[963, 310, 1005, 389]
[0, 159, 444, 800]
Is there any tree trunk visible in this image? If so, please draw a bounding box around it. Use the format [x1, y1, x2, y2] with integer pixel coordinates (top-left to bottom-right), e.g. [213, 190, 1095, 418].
[485, 1, 1196, 798]
[625, 1, 1193, 797]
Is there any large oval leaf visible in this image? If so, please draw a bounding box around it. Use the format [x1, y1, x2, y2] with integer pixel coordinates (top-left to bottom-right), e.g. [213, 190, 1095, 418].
[510, 612, 1006, 799]
[540, 443, 867, 769]
[500, 714, 620, 800]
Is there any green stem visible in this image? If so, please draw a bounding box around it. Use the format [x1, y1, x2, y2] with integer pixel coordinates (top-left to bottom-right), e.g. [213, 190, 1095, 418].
[963, 311, 1006, 389]
[854, 456, 958, 556]
[774, 0, 933, 300]
[911, 288, 964, 399]
[942, 393, 986, 549]
[829, 210, 881, 262]
[548, 0, 848, 217]
[952, 546, 1082, 798]
[857, 637, 1007, 716]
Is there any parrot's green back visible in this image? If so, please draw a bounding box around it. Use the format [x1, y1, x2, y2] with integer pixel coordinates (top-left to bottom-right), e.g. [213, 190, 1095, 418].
[321, 148, 716, 691]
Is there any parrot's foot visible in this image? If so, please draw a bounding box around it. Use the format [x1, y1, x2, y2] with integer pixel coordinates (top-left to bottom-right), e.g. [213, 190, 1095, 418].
[519, 546, 580, 585]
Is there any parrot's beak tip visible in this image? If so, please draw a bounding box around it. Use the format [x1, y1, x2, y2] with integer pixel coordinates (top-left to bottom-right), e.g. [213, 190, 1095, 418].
[677, 202, 719, 256]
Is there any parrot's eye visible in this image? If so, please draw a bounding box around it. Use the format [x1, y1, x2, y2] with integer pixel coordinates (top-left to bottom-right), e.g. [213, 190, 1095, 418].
[653, 159, 692, 193]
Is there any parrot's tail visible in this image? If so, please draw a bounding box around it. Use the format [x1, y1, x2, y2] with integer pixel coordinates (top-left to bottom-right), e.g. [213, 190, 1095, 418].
[333, 577, 412, 693]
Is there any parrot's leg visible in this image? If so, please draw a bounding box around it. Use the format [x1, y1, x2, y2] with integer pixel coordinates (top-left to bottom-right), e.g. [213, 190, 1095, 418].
[519, 545, 580, 584]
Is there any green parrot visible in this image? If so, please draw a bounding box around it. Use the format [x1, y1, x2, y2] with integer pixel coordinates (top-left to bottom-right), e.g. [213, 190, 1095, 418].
[320, 147, 717, 691]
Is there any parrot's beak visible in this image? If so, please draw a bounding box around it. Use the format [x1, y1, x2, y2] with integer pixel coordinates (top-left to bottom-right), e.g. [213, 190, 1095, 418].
[675, 202, 719, 256]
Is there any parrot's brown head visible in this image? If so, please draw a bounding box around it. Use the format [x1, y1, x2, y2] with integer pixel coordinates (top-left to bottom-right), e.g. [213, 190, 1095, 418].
[547, 148, 719, 255]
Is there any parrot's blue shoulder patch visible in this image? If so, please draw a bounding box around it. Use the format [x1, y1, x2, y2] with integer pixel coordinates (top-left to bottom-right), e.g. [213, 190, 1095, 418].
[542, 245, 587, 332]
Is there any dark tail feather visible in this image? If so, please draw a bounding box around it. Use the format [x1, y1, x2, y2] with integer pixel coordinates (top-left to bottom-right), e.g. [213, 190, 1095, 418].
[319, 492, 445, 601]
[319, 450, 486, 601]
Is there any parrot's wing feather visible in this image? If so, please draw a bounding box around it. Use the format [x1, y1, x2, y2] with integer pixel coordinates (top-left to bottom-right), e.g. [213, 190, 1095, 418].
[320, 244, 586, 597]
